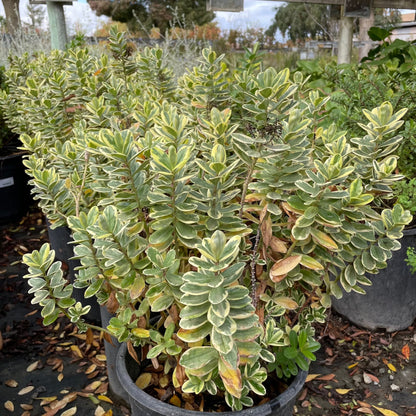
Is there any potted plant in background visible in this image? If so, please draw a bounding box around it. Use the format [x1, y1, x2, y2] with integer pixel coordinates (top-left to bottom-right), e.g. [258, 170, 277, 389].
[0, 65, 31, 223]
[297, 29, 416, 331]
[9, 30, 411, 414]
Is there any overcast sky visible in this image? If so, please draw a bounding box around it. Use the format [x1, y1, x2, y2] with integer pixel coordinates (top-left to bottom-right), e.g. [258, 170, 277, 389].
[214, 0, 281, 31]
[0, 0, 282, 35]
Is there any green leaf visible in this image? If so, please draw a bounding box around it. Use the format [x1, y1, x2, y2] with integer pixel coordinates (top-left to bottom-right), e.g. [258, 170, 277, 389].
[84, 279, 103, 298]
[41, 298, 56, 318]
[149, 226, 174, 246]
[150, 295, 174, 312]
[292, 225, 311, 241]
[180, 347, 219, 370]
[370, 245, 386, 262]
[209, 287, 227, 304]
[368, 26, 391, 41]
[212, 328, 234, 354]
[177, 321, 212, 342]
[300, 255, 324, 271]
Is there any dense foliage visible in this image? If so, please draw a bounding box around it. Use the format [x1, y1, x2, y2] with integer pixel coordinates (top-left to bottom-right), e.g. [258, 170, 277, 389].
[2, 29, 411, 411]
[88, 0, 215, 33]
[266, 3, 332, 42]
[297, 33, 416, 216]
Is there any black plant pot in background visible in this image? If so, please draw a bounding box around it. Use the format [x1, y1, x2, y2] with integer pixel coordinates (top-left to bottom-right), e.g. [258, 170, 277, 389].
[0, 152, 31, 223]
[47, 223, 101, 324]
[116, 342, 307, 416]
[332, 228, 416, 332]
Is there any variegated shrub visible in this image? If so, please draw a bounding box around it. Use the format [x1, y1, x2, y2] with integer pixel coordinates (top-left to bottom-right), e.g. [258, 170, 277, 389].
[6, 31, 411, 411]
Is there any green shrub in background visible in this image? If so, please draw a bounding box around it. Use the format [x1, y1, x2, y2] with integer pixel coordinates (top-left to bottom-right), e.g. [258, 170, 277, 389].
[3, 29, 412, 411]
[0, 65, 18, 152]
[297, 30, 416, 235]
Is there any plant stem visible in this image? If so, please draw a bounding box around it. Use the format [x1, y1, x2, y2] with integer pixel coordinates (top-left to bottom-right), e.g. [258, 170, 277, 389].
[250, 225, 261, 308]
[239, 159, 256, 218]
[75, 150, 89, 217]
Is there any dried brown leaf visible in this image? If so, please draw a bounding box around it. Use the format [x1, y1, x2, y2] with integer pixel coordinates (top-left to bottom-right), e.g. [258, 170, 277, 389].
[70, 345, 83, 359]
[94, 382, 109, 395]
[127, 341, 140, 365]
[269, 255, 302, 282]
[4, 401, 14, 412]
[5, 379, 18, 388]
[86, 328, 94, 345]
[26, 360, 40, 372]
[316, 373, 336, 381]
[169, 395, 181, 408]
[61, 407, 77, 416]
[18, 386, 35, 395]
[20, 404, 33, 410]
[86, 381, 103, 392]
[85, 364, 97, 375]
[357, 408, 374, 415]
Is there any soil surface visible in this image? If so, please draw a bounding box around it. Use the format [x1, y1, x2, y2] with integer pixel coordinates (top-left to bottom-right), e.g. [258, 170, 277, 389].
[1, 207, 415, 416]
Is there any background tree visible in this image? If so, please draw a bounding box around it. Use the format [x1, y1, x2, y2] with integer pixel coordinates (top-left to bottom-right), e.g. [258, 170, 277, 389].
[88, 0, 214, 34]
[24, 2, 45, 30]
[2, 0, 20, 34]
[266, 3, 333, 43]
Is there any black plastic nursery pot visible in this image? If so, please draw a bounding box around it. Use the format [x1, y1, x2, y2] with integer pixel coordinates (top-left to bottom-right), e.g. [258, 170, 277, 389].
[47, 223, 101, 323]
[116, 342, 307, 416]
[332, 228, 416, 332]
[0, 152, 31, 223]
[100, 306, 130, 404]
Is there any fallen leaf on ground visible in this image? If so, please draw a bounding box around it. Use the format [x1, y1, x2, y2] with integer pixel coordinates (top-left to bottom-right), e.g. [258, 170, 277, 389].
[70, 345, 83, 358]
[382, 359, 396, 372]
[18, 386, 35, 395]
[85, 364, 97, 374]
[357, 408, 374, 414]
[372, 405, 399, 416]
[26, 360, 40, 372]
[4, 401, 14, 412]
[84, 381, 102, 392]
[316, 373, 336, 381]
[61, 407, 77, 416]
[98, 395, 113, 404]
[336, 389, 352, 395]
[5, 379, 18, 387]
[20, 404, 33, 410]
[402, 344, 410, 360]
[95, 406, 105, 416]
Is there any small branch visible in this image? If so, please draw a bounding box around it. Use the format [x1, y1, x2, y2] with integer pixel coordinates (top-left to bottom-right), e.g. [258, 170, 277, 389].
[75, 151, 90, 217]
[250, 225, 262, 308]
[239, 160, 256, 218]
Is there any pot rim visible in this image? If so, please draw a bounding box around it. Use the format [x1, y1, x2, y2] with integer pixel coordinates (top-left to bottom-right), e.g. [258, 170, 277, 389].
[116, 342, 307, 415]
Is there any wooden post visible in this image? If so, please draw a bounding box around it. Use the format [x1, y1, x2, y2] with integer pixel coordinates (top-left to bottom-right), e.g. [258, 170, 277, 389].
[47, 1, 68, 50]
[338, 9, 354, 64]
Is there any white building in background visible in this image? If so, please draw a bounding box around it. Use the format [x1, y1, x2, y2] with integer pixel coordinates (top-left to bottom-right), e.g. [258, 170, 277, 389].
[390, 12, 416, 41]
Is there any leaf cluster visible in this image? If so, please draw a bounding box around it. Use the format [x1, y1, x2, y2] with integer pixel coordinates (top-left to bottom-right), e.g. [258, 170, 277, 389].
[7, 30, 411, 410]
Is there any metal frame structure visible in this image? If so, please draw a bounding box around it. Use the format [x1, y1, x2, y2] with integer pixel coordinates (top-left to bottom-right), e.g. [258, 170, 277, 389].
[207, 0, 416, 63]
[29, 0, 74, 49]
